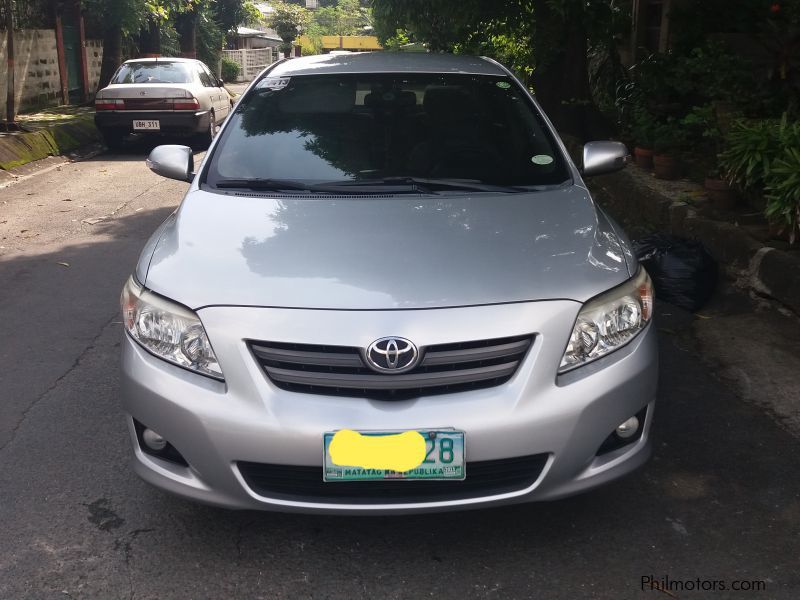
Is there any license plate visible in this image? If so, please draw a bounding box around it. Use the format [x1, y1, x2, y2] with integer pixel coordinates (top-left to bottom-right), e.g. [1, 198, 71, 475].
[323, 429, 465, 481]
[133, 119, 160, 131]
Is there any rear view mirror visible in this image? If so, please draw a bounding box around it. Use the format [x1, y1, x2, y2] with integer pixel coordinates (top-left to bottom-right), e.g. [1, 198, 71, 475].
[146, 145, 194, 182]
[581, 141, 629, 177]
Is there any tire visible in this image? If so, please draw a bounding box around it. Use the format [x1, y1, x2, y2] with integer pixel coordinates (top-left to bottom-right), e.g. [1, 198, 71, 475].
[196, 111, 218, 148]
[101, 128, 125, 151]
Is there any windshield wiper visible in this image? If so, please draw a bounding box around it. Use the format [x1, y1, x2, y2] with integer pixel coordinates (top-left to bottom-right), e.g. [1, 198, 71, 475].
[214, 178, 330, 192]
[213, 177, 430, 195]
[329, 177, 526, 193]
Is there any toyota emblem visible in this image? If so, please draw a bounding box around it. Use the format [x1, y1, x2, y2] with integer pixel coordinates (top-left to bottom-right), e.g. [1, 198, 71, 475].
[364, 337, 419, 373]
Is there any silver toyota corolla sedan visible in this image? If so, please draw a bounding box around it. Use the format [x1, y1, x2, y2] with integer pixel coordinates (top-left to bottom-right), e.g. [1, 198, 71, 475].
[121, 52, 657, 514]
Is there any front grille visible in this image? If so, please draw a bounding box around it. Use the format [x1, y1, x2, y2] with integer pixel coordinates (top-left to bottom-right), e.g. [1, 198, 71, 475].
[249, 335, 533, 400]
[238, 454, 549, 504]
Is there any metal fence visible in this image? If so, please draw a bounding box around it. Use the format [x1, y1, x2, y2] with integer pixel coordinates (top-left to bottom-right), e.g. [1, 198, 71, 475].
[222, 47, 276, 82]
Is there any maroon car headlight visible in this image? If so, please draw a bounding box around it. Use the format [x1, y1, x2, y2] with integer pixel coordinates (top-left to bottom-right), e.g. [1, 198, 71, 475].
[121, 276, 224, 380]
[559, 267, 654, 373]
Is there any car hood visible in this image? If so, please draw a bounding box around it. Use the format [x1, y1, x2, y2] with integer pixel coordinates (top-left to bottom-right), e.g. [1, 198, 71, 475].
[142, 186, 633, 310]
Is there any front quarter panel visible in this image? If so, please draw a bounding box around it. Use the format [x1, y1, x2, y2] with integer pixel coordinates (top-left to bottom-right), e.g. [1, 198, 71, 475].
[135, 211, 177, 284]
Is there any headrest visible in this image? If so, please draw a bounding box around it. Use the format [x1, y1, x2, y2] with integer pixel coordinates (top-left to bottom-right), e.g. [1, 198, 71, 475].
[423, 86, 475, 120]
[279, 80, 355, 113]
[396, 90, 417, 107]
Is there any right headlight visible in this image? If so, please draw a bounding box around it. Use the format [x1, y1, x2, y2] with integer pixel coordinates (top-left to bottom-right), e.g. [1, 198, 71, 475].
[121, 276, 224, 380]
[559, 267, 654, 373]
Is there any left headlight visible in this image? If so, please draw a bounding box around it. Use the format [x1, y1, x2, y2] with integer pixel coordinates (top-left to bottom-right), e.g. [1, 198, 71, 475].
[121, 276, 224, 380]
[559, 267, 654, 373]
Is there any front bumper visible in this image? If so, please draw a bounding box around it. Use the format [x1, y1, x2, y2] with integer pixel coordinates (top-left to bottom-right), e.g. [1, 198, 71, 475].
[94, 110, 210, 134]
[120, 301, 658, 514]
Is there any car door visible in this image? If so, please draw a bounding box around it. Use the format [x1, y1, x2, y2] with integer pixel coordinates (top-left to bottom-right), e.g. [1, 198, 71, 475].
[198, 63, 229, 120]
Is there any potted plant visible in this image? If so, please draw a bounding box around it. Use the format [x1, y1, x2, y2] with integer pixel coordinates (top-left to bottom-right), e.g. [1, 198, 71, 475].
[631, 107, 656, 169]
[682, 105, 738, 209]
[704, 169, 736, 210]
[652, 120, 685, 180]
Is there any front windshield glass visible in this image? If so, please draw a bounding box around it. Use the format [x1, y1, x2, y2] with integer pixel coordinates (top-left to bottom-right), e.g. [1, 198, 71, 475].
[112, 62, 194, 84]
[205, 72, 570, 189]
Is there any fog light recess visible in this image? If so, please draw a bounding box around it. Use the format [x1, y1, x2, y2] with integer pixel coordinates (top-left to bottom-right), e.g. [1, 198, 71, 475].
[133, 419, 189, 467]
[596, 407, 648, 456]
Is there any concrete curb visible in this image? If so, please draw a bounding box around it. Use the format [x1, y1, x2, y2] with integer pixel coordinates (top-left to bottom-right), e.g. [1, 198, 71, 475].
[591, 167, 800, 315]
[0, 116, 100, 170]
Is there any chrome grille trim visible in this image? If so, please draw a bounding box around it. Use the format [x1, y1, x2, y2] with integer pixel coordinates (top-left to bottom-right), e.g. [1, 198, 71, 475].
[249, 335, 533, 399]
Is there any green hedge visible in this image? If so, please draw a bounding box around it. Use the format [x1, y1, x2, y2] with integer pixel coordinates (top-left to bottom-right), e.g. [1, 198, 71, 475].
[221, 57, 241, 83]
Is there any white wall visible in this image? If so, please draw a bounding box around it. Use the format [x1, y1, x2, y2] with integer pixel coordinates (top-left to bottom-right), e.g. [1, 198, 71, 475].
[86, 39, 103, 95]
[0, 30, 104, 116]
[0, 29, 61, 117]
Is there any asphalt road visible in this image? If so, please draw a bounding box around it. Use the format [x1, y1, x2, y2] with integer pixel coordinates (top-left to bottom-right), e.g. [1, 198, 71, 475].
[1, 140, 799, 599]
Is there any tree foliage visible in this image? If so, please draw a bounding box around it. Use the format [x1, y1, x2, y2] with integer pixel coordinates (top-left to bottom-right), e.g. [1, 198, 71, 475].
[83, 0, 258, 86]
[370, 0, 619, 139]
[312, 0, 372, 36]
[268, 1, 309, 55]
[303, 0, 373, 54]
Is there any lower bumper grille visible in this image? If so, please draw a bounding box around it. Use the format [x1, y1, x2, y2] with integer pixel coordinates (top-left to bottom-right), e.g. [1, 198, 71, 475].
[238, 454, 549, 504]
[249, 335, 533, 400]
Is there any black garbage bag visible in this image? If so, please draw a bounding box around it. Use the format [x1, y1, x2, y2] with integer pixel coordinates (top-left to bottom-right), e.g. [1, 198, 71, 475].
[633, 234, 717, 312]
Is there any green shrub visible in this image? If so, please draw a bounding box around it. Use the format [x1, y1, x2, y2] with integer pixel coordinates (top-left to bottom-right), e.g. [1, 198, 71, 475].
[765, 147, 800, 243]
[719, 115, 800, 242]
[221, 57, 241, 83]
[719, 119, 783, 189]
[652, 118, 687, 155]
[719, 116, 800, 189]
[631, 107, 657, 149]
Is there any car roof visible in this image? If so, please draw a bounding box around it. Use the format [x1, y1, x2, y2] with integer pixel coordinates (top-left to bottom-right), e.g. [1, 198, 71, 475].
[122, 57, 200, 64]
[267, 52, 507, 78]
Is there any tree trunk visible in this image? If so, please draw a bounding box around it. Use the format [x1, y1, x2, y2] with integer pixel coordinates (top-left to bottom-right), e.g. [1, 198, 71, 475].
[530, 0, 613, 143]
[139, 17, 161, 56]
[175, 10, 197, 58]
[98, 21, 122, 89]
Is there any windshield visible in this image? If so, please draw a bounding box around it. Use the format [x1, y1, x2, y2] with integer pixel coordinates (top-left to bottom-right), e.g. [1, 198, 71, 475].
[112, 62, 194, 84]
[204, 73, 570, 190]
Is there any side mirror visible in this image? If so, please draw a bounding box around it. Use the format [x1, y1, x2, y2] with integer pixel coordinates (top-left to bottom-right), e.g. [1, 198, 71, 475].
[146, 145, 194, 182]
[218, 78, 225, 87]
[581, 141, 629, 177]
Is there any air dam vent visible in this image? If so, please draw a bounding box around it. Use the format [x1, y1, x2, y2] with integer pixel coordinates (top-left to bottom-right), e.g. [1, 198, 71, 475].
[238, 454, 549, 504]
[249, 335, 533, 400]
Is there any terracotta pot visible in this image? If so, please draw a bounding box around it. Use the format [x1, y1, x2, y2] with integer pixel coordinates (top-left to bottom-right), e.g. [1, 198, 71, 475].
[634, 147, 654, 170]
[653, 154, 679, 180]
[768, 221, 794, 243]
[704, 177, 736, 210]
